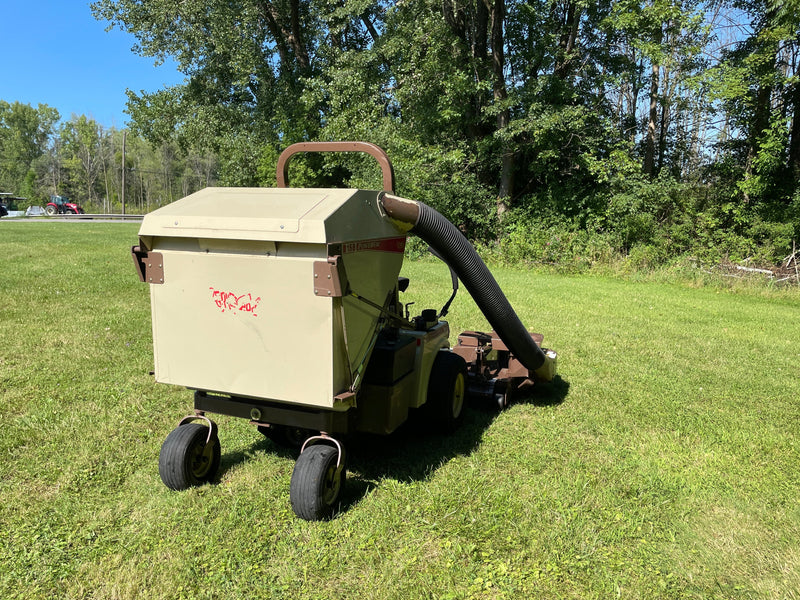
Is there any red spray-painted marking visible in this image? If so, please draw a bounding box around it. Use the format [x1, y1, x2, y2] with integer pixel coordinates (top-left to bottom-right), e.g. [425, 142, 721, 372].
[210, 288, 261, 316]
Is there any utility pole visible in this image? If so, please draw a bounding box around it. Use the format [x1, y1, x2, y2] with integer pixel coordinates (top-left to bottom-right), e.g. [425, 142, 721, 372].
[121, 130, 127, 215]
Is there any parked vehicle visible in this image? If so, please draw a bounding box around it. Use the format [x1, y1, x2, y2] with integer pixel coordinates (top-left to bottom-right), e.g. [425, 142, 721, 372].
[0, 192, 23, 217]
[46, 195, 84, 215]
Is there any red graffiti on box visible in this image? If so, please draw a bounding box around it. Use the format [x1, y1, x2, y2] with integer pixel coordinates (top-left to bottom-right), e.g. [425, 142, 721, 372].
[210, 288, 261, 316]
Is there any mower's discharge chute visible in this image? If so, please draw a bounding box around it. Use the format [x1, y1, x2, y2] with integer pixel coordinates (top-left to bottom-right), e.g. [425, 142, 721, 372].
[380, 192, 554, 380]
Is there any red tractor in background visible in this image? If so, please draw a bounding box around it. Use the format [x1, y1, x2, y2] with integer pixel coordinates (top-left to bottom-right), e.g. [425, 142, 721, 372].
[46, 195, 84, 215]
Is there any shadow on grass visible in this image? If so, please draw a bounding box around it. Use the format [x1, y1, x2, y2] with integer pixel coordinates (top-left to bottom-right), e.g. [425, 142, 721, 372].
[340, 375, 570, 510]
[526, 374, 571, 408]
[216, 375, 570, 515]
[216, 434, 301, 477]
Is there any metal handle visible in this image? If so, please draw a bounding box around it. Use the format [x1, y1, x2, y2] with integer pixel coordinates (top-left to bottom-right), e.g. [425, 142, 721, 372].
[276, 141, 395, 193]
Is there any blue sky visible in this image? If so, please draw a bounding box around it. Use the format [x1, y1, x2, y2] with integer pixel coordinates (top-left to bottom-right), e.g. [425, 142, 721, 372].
[0, 1, 184, 128]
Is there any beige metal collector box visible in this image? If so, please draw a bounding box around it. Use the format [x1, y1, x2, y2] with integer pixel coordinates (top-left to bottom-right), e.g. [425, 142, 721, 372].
[136, 187, 406, 410]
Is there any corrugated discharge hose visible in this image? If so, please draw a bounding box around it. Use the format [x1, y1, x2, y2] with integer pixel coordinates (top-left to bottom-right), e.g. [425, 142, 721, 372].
[380, 193, 546, 372]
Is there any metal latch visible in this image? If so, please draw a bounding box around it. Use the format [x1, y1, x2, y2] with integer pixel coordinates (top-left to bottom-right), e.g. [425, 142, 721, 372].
[313, 255, 345, 297]
[131, 245, 165, 284]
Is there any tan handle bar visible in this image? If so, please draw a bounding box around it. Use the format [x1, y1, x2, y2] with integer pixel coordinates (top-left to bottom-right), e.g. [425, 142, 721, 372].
[276, 141, 396, 193]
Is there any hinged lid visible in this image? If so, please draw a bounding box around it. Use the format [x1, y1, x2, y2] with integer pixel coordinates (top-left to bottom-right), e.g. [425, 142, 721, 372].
[138, 187, 387, 244]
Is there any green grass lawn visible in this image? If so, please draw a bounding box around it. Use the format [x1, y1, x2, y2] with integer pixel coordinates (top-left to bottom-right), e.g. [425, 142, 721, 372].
[1, 221, 799, 599]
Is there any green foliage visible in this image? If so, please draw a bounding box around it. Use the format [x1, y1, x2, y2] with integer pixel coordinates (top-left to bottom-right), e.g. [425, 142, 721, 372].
[490, 218, 621, 271]
[59, 115, 104, 204]
[0, 98, 219, 212]
[605, 173, 690, 250]
[4, 0, 800, 272]
[0, 100, 60, 199]
[490, 170, 796, 271]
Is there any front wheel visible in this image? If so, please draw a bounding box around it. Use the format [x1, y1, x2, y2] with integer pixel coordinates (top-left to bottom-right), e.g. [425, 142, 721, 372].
[290, 444, 345, 521]
[427, 351, 468, 433]
[159, 423, 221, 490]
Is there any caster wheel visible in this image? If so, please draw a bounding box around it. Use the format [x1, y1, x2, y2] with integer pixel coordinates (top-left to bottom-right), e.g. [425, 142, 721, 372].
[494, 381, 511, 410]
[159, 423, 221, 490]
[427, 351, 468, 433]
[290, 444, 346, 521]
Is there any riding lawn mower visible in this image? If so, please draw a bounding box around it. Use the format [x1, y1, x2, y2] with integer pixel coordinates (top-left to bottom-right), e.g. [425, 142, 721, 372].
[132, 142, 557, 520]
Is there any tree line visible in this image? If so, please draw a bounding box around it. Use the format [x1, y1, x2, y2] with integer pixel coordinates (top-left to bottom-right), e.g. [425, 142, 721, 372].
[5, 1, 800, 268]
[0, 100, 217, 213]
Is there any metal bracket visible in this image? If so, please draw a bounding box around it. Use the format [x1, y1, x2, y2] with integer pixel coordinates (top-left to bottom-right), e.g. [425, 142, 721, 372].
[177, 413, 218, 446]
[301, 434, 346, 469]
[131, 245, 164, 284]
[313, 255, 345, 297]
[334, 391, 357, 407]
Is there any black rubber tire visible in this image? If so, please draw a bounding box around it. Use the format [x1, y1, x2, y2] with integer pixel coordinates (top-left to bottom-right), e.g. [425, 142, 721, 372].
[290, 444, 345, 521]
[427, 351, 468, 433]
[494, 380, 511, 410]
[159, 423, 221, 490]
[258, 424, 315, 449]
[45, 205, 56, 216]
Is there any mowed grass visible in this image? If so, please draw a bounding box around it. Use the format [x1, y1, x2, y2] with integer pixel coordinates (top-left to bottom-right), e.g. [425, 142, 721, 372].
[1, 221, 799, 599]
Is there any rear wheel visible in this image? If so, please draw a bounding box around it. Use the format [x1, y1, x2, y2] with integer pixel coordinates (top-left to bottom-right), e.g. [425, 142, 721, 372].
[45, 205, 56, 216]
[290, 444, 345, 521]
[159, 423, 221, 490]
[427, 351, 468, 433]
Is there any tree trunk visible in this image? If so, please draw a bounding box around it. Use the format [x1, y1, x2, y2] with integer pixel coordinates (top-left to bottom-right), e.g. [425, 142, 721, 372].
[485, 0, 512, 216]
[474, 1, 489, 61]
[623, 46, 640, 145]
[258, 0, 309, 73]
[440, 1, 490, 140]
[472, 1, 491, 140]
[288, 0, 309, 70]
[745, 8, 779, 196]
[789, 80, 800, 180]
[102, 141, 110, 213]
[259, 2, 291, 69]
[442, 0, 466, 41]
[121, 131, 126, 214]
[643, 60, 660, 177]
[744, 70, 774, 203]
[657, 66, 671, 173]
[554, 2, 582, 79]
